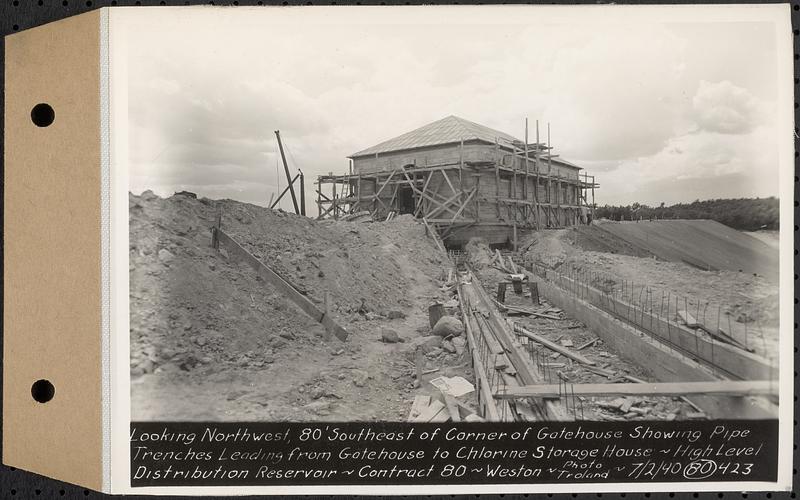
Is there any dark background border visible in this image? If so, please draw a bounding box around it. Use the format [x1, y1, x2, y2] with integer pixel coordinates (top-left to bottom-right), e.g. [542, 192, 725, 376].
[0, 0, 795, 498]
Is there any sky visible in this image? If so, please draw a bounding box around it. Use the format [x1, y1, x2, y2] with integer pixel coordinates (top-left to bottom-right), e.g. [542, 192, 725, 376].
[118, 6, 789, 214]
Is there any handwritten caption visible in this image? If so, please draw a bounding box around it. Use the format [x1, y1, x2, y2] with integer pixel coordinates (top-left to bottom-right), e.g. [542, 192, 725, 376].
[130, 420, 777, 486]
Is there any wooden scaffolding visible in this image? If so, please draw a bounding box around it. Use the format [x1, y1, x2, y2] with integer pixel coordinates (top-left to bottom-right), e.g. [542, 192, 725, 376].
[316, 121, 599, 247]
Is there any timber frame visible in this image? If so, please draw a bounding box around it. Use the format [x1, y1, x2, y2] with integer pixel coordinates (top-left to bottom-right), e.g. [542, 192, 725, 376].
[317, 132, 599, 247]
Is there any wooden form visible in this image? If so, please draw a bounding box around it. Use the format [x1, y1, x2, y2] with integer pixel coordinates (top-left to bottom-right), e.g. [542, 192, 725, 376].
[457, 283, 502, 421]
[535, 267, 775, 381]
[512, 324, 595, 366]
[462, 274, 571, 421]
[212, 227, 348, 341]
[316, 121, 599, 245]
[496, 380, 777, 400]
[535, 277, 776, 419]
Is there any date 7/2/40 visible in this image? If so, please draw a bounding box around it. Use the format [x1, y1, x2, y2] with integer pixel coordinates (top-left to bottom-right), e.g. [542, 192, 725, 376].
[628, 461, 753, 480]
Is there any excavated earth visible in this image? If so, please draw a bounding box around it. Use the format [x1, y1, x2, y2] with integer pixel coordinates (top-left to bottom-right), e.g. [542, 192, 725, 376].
[129, 191, 472, 421]
[519, 226, 780, 360]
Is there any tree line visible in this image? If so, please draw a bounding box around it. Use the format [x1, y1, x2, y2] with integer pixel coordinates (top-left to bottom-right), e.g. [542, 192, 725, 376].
[593, 197, 779, 231]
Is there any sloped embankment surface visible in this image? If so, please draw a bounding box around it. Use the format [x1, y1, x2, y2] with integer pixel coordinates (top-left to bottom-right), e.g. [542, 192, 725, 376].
[595, 220, 778, 280]
[129, 191, 456, 421]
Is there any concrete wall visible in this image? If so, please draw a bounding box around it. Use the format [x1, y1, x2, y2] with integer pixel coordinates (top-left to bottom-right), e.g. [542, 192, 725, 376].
[537, 279, 776, 419]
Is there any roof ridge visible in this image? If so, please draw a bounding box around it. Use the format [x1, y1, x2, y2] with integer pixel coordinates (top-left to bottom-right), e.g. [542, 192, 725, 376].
[349, 115, 519, 158]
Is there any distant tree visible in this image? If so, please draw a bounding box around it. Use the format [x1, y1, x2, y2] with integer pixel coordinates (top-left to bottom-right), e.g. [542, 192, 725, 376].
[593, 197, 779, 230]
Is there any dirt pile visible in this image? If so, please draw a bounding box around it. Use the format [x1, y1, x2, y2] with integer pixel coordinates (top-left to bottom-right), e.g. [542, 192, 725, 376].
[129, 191, 458, 421]
[519, 226, 779, 357]
[464, 237, 493, 269]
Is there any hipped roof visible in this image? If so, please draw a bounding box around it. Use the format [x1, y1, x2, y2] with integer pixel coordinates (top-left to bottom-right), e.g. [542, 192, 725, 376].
[349, 115, 518, 158]
[349, 115, 581, 169]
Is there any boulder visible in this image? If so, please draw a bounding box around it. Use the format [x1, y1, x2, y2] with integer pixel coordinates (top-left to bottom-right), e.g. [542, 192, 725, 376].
[405, 335, 442, 354]
[442, 340, 456, 354]
[432, 316, 464, 338]
[451, 337, 466, 355]
[380, 328, 401, 343]
[352, 369, 370, 387]
[158, 248, 175, 263]
[387, 310, 406, 320]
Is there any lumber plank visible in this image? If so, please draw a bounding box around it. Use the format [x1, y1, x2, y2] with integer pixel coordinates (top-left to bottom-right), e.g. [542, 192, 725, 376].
[215, 228, 348, 341]
[407, 395, 431, 421]
[472, 312, 506, 356]
[411, 399, 446, 422]
[465, 277, 571, 421]
[512, 323, 596, 366]
[492, 300, 561, 319]
[457, 286, 501, 422]
[496, 380, 777, 399]
[442, 393, 461, 422]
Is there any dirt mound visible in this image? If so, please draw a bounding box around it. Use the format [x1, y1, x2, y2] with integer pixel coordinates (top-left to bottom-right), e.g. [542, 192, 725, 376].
[567, 225, 655, 258]
[129, 191, 458, 421]
[596, 220, 778, 281]
[464, 237, 492, 269]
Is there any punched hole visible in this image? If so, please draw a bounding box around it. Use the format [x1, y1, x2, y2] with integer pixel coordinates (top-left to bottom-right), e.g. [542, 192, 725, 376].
[31, 379, 55, 403]
[30, 103, 55, 127]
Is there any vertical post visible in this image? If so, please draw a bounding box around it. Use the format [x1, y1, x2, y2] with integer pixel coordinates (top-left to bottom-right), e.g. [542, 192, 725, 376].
[316, 181, 322, 218]
[496, 282, 507, 303]
[459, 137, 464, 206]
[494, 137, 500, 218]
[323, 292, 333, 341]
[535, 120, 540, 229]
[211, 209, 222, 249]
[274, 130, 300, 215]
[513, 220, 517, 252]
[547, 123, 553, 227]
[529, 281, 540, 305]
[332, 180, 338, 220]
[299, 171, 306, 216]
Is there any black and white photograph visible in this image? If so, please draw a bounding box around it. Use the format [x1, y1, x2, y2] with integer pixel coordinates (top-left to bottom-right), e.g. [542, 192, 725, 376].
[121, 6, 789, 426]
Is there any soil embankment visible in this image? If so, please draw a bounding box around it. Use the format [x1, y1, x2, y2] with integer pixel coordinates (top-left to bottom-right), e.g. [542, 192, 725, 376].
[129, 191, 468, 421]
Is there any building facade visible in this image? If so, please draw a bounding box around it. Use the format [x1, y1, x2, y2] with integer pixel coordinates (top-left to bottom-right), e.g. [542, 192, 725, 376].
[317, 116, 597, 247]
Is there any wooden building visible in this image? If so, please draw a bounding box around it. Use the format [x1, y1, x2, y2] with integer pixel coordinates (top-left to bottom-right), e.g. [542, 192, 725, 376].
[316, 115, 598, 247]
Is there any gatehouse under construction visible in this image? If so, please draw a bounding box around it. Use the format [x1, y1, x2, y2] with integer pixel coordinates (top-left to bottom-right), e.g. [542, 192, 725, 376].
[316, 115, 599, 247]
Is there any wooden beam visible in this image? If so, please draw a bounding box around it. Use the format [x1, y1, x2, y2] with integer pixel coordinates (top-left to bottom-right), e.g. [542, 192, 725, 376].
[458, 286, 501, 422]
[213, 228, 348, 341]
[512, 323, 596, 366]
[496, 380, 777, 400]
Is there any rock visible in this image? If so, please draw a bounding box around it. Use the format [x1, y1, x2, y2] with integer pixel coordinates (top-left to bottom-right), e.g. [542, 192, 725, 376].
[304, 400, 331, 415]
[365, 312, 381, 321]
[405, 335, 442, 354]
[442, 340, 456, 353]
[179, 356, 198, 371]
[352, 369, 370, 387]
[158, 248, 175, 263]
[432, 316, 464, 337]
[387, 310, 406, 320]
[279, 330, 295, 340]
[451, 337, 466, 355]
[309, 324, 327, 337]
[269, 337, 287, 349]
[380, 328, 401, 343]
[195, 336, 207, 347]
[425, 347, 443, 358]
[310, 387, 325, 400]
